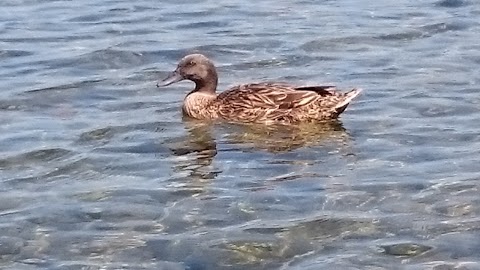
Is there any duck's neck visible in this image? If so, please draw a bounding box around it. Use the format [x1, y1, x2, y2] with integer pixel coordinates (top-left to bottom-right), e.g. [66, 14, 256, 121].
[183, 65, 219, 119]
[193, 69, 218, 95]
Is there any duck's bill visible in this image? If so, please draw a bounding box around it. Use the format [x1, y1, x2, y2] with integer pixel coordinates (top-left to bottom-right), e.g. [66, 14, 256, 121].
[157, 71, 183, 87]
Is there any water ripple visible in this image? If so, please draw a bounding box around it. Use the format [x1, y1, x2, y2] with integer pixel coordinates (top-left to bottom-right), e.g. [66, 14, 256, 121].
[1, 0, 480, 269]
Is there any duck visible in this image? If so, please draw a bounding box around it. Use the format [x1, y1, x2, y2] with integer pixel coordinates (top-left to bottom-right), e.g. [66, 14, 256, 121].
[157, 54, 362, 124]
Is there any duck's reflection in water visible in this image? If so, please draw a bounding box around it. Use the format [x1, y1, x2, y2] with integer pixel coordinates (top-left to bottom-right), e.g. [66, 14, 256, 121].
[221, 120, 349, 153]
[167, 119, 352, 186]
[167, 120, 219, 184]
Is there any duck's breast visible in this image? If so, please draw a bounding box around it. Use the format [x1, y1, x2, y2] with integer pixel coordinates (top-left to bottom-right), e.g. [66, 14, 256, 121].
[182, 92, 217, 119]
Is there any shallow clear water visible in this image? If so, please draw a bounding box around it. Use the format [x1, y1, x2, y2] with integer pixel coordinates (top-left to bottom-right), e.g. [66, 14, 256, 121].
[1, 0, 480, 269]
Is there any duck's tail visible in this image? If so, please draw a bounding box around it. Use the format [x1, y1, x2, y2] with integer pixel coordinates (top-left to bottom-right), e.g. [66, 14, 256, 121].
[334, 88, 362, 114]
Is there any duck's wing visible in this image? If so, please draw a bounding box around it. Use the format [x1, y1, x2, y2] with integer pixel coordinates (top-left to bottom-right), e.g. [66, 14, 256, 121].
[216, 83, 337, 110]
[214, 83, 361, 122]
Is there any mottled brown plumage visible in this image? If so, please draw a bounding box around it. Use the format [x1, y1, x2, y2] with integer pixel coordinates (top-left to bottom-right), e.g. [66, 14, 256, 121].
[158, 54, 362, 124]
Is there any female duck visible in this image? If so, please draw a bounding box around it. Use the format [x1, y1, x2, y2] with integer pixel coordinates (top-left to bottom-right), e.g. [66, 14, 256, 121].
[158, 54, 361, 124]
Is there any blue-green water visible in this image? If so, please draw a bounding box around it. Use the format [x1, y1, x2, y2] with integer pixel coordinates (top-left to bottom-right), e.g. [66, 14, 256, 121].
[1, 0, 480, 269]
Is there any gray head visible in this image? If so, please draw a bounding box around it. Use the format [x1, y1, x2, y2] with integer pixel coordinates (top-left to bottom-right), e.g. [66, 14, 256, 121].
[157, 54, 218, 93]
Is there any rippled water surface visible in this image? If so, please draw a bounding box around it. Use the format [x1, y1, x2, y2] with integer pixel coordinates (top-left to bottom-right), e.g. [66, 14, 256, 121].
[1, 0, 480, 269]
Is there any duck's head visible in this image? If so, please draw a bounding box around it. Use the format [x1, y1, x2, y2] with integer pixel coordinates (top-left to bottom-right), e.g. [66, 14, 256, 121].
[157, 54, 218, 91]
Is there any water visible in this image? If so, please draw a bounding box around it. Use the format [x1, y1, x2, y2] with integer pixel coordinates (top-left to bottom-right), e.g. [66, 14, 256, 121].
[1, 0, 480, 269]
